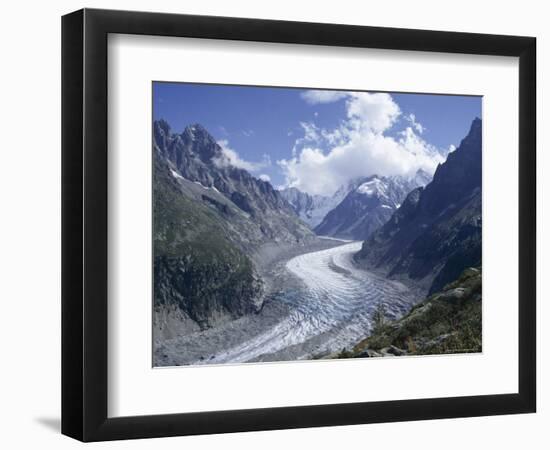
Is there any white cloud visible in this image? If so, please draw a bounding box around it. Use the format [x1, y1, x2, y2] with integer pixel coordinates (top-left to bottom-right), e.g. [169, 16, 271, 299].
[448, 144, 457, 153]
[258, 174, 271, 182]
[346, 92, 401, 133]
[300, 122, 320, 142]
[301, 91, 401, 134]
[214, 139, 270, 172]
[301, 90, 349, 104]
[278, 92, 444, 196]
[301, 90, 401, 133]
[405, 113, 425, 134]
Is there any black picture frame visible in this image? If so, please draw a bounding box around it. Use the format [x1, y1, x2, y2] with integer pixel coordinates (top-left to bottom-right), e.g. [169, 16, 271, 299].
[61, 8, 536, 442]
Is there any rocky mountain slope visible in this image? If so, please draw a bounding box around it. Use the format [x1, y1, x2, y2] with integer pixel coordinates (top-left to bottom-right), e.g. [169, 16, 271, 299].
[314, 170, 431, 240]
[153, 152, 264, 332]
[355, 118, 482, 294]
[278, 181, 360, 229]
[154, 120, 313, 247]
[153, 120, 315, 335]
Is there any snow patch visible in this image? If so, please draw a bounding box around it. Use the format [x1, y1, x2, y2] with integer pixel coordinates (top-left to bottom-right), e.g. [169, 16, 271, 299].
[356, 178, 387, 198]
[170, 169, 184, 180]
[194, 181, 210, 190]
[192, 180, 221, 193]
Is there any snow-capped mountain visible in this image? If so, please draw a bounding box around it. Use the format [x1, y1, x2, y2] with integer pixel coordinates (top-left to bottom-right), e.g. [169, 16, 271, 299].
[314, 170, 432, 240]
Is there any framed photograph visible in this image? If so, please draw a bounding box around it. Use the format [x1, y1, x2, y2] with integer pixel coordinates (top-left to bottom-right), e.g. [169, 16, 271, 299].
[62, 8, 536, 442]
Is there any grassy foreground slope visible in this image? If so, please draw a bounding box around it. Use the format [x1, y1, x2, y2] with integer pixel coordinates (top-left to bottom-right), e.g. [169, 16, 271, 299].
[337, 267, 481, 358]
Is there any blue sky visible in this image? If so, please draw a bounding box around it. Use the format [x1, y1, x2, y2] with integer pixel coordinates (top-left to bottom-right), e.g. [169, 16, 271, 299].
[153, 82, 481, 196]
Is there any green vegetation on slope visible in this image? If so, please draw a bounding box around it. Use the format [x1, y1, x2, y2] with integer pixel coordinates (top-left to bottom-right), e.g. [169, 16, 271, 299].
[338, 267, 481, 358]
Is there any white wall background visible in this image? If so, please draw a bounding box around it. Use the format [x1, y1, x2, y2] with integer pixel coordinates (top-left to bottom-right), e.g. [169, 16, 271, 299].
[0, 0, 546, 448]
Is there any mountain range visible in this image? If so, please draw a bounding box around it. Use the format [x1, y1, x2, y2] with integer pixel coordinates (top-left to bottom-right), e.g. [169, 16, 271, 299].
[154, 120, 313, 247]
[153, 117, 481, 340]
[355, 118, 482, 294]
[313, 170, 431, 240]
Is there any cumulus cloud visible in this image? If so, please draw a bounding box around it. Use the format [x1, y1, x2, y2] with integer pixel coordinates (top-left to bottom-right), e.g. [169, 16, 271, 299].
[278, 91, 445, 196]
[346, 92, 401, 133]
[301, 90, 349, 104]
[214, 139, 270, 172]
[301, 90, 401, 132]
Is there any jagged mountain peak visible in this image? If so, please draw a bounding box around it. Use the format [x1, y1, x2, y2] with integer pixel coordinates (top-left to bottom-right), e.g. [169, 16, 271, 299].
[453, 117, 481, 155]
[419, 118, 481, 216]
[156, 118, 171, 134]
[154, 119, 224, 164]
[182, 123, 212, 139]
[153, 120, 313, 244]
[178, 123, 221, 162]
[355, 176, 389, 197]
[470, 116, 481, 133]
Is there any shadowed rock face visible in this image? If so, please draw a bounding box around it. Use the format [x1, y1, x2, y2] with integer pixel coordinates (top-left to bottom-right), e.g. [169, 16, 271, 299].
[355, 118, 482, 294]
[153, 121, 315, 333]
[278, 187, 338, 229]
